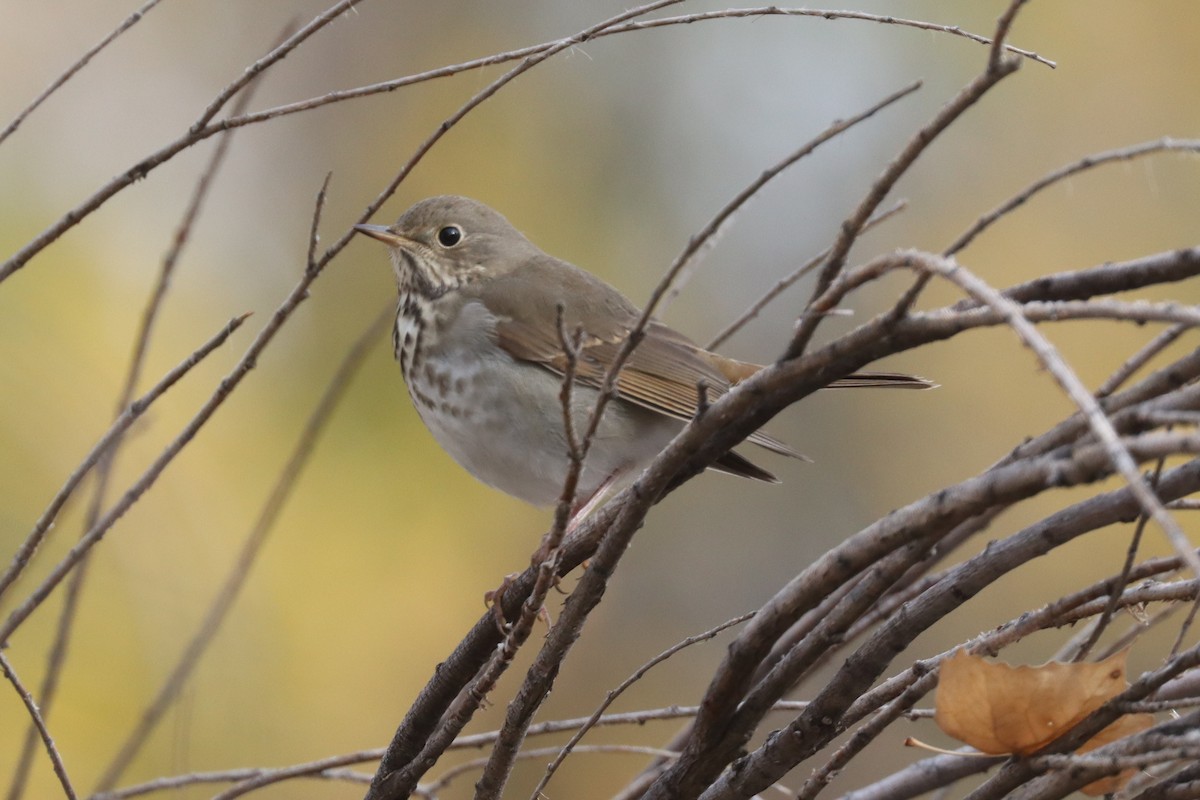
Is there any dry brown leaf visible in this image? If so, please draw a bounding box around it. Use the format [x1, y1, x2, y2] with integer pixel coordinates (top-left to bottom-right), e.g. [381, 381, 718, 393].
[934, 649, 1132, 756]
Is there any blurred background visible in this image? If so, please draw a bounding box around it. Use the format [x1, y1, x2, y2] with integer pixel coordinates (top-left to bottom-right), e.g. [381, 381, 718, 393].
[1, 1, 1198, 797]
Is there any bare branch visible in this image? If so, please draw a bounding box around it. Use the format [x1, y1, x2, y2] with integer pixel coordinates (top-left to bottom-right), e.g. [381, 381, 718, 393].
[7, 66, 273, 800]
[706, 200, 907, 350]
[306, 172, 333, 275]
[1097, 324, 1190, 398]
[1071, 459, 1163, 662]
[531, 613, 754, 799]
[0, 0, 167, 146]
[7, 6, 1200, 800]
[427, 745, 681, 798]
[947, 139, 1200, 257]
[0, 4, 1057, 287]
[190, 7, 337, 131]
[0, 313, 252, 603]
[91, 756, 382, 800]
[789, 51, 1023, 358]
[655, 81, 919, 337]
[579, 80, 922, 517]
[93, 304, 391, 792]
[988, 0, 1031, 70]
[546, 304, 584, 546]
[796, 664, 941, 800]
[913, 251, 1200, 579]
[0, 653, 77, 800]
[191, 6, 1055, 145]
[650, 448, 1200, 799]
[0, 9, 319, 283]
[0, 172, 344, 645]
[620, 8, 1054, 68]
[96, 704, 817, 800]
[660, 83, 920, 313]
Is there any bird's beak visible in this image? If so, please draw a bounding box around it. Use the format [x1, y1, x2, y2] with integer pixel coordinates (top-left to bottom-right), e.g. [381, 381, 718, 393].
[354, 224, 411, 247]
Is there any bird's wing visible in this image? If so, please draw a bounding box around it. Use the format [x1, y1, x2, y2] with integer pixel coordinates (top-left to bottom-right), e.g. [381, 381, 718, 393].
[475, 259, 802, 459]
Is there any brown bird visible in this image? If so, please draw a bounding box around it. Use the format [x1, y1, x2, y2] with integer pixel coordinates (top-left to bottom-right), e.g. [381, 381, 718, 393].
[357, 196, 930, 517]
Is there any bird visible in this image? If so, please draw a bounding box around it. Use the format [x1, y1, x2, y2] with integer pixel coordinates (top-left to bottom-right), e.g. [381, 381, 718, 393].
[355, 196, 930, 520]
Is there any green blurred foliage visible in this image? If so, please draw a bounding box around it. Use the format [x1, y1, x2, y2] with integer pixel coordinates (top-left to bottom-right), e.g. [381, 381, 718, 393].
[1, 1, 1198, 797]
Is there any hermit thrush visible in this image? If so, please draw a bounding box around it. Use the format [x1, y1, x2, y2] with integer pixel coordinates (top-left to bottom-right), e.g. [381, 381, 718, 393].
[356, 196, 929, 514]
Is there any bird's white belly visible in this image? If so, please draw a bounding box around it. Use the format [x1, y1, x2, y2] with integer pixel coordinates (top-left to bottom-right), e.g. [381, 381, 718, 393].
[404, 351, 677, 507]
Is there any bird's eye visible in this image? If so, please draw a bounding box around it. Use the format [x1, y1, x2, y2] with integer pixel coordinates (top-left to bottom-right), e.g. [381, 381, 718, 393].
[436, 225, 463, 248]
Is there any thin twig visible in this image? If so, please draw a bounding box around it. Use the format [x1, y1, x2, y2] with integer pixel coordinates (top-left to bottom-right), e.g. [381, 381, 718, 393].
[193, 7, 1057, 137]
[531, 613, 754, 799]
[90, 757, 382, 800]
[94, 704, 815, 800]
[436, 748, 686, 796]
[619, 8, 1053, 68]
[790, 49, 1023, 359]
[0, 5, 1057, 286]
[190, 7, 341, 131]
[306, 173, 333, 274]
[7, 63, 272, 800]
[659, 80, 919, 343]
[1095, 602, 1185, 661]
[1097, 324, 1190, 398]
[796, 664, 939, 800]
[177, 6, 1054, 149]
[0, 313, 252, 604]
[706, 199, 907, 351]
[914, 252, 1200, 579]
[0, 0, 167, 146]
[946, 138, 1200, 257]
[1168, 595, 1200, 660]
[93, 303, 389, 792]
[458, 702, 810, 749]
[472, 79, 922, 800]
[987, 0, 1030, 70]
[584, 80, 921, 505]
[0, 1, 352, 283]
[425, 745, 681, 798]
[541, 304, 584, 560]
[1072, 457, 1164, 661]
[0, 653, 77, 800]
[0, 175, 345, 646]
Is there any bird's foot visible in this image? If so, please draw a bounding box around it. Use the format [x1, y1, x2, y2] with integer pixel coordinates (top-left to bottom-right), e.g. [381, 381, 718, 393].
[484, 573, 519, 633]
[485, 572, 554, 632]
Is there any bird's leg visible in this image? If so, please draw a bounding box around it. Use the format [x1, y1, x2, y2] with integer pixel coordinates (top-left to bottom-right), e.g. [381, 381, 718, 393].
[566, 473, 617, 535]
[490, 473, 623, 632]
[551, 472, 621, 578]
[530, 471, 619, 567]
